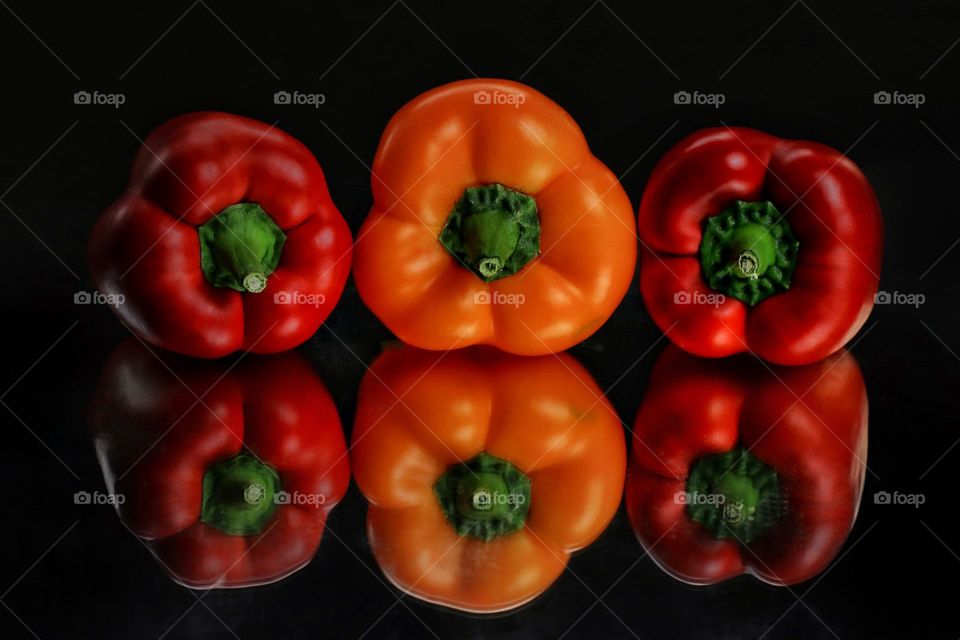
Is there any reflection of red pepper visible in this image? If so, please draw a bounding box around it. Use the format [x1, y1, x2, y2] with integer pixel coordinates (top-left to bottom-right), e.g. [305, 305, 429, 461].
[625, 346, 867, 586]
[89, 340, 349, 589]
[89, 112, 352, 358]
[639, 127, 883, 365]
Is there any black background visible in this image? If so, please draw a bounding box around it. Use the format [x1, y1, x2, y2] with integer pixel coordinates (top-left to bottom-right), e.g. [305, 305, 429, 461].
[1, 1, 958, 638]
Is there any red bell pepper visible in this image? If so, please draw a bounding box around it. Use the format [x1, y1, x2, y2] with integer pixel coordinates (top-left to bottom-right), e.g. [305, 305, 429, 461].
[89, 112, 352, 358]
[625, 345, 867, 586]
[638, 127, 883, 365]
[88, 340, 350, 589]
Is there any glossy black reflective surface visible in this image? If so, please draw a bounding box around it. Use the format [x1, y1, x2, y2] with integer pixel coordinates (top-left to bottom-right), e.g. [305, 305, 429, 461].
[2, 2, 959, 638]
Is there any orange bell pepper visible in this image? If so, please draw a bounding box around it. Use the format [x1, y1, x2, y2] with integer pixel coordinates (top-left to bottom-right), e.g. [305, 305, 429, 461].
[354, 79, 637, 355]
[351, 346, 625, 613]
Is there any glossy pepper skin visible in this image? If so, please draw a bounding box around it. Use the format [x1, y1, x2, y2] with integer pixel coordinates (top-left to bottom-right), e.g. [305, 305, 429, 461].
[351, 346, 625, 613]
[89, 112, 352, 358]
[639, 127, 883, 365]
[89, 340, 349, 589]
[626, 345, 868, 586]
[354, 79, 636, 355]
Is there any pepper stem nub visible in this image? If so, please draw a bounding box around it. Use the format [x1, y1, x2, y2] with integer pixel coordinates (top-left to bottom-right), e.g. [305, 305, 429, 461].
[736, 250, 760, 279]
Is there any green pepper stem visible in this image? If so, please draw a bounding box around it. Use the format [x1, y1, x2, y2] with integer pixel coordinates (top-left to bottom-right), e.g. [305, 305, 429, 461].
[433, 452, 531, 541]
[699, 201, 799, 306]
[685, 447, 781, 543]
[201, 453, 281, 536]
[439, 184, 541, 282]
[198, 203, 286, 293]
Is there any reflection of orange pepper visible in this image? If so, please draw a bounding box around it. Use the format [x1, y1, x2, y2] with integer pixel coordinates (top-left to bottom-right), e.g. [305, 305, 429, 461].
[351, 347, 625, 613]
[354, 79, 636, 355]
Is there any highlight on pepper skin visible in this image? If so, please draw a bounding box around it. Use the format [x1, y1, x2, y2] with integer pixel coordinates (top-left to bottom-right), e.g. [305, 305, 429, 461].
[88, 340, 350, 589]
[350, 346, 626, 613]
[88, 112, 353, 359]
[353, 78, 637, 356]
[625, 345, 868, 586]
[638, 127, 883, 365]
